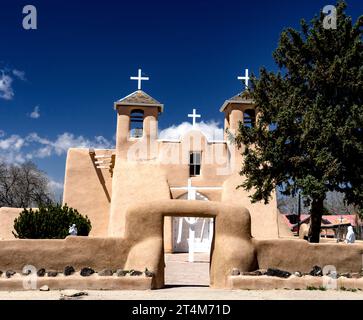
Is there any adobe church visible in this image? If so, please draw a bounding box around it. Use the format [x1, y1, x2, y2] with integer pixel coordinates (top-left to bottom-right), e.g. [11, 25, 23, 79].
[0, 69, 362, 292]
[62, 69, 292, 254]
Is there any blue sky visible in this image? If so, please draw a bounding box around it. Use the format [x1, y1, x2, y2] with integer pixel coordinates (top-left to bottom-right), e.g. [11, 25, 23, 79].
[0, 0, 362, 195]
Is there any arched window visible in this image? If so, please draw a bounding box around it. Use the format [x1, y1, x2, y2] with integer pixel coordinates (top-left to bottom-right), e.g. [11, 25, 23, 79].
[130, 109, 144, 138]
[243, 109, 256, 128]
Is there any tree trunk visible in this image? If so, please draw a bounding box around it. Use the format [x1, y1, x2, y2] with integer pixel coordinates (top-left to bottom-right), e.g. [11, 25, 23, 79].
[308, 197, 324, 243]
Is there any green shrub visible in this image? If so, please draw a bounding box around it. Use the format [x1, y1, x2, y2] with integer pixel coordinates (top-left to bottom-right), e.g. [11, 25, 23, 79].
[13, 204, 92, 239]
[340, 287, 357, 292]
[306, 286, 318, 290]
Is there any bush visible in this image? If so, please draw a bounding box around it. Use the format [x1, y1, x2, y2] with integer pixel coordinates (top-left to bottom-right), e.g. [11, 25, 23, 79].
[13, 204, 92, 239]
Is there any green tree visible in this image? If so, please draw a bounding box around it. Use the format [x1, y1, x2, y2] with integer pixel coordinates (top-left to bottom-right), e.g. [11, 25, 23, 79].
[13, 204, 92, 239]
[234, 1, 363, 243]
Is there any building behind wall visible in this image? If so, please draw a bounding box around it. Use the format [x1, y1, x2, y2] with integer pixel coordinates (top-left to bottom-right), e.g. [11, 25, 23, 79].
[63, 89, 293, 253]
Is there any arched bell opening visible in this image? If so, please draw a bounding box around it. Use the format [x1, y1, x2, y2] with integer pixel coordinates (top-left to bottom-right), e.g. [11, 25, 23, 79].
[243, 109, 256, 128]
[130, 109, 144, 138]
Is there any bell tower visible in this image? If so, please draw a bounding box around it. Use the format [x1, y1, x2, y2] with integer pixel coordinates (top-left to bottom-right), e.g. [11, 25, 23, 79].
[114, 90, 163, 156]
[221, 69, 256, 140]
[113, 68, 163, 158]
[109, 70, 164, 236]
[220, 92, 256, 136]
[220, 91, 256, 172]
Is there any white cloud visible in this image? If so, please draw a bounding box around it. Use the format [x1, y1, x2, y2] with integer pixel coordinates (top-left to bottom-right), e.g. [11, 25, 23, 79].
[0, 122, 222, 164]
[0, 134, 25, 151]
[48, 179, 64, 191]
[47, 178, 64, 202]
[159, 120, 224, 141]
[0, 72, 14, 100]
[0, 68, 26, 100]
[27, 132, 114, 158]
[12, 69, 26, 81]
[29, 105, 40, 119]
[0, 131, 113, 164]
[0, 134, 27, 163]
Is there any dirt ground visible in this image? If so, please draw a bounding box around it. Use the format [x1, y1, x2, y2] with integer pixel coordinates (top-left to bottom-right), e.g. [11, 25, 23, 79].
[0, 253, 363, 300]
[0, 287, 363, 300]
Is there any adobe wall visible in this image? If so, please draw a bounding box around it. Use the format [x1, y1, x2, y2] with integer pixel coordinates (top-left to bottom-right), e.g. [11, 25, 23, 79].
[227, 276, 363, 290]
[0, 236, 132, 271]
[0, 276, 152, 291]
[108, 160, 171, 237]
[0, 200, 254, 289]
[254, 238, 363, 273]
[0, 207, 22, 240]
[63, 148, 113, 237]
[0, 201, 362, 290]
[222, 173, 293, 238]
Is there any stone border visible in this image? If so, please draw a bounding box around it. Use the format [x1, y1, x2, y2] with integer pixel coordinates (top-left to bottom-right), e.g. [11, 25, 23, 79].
[0, 275, 152, 291]
[228, 275, 363, 290]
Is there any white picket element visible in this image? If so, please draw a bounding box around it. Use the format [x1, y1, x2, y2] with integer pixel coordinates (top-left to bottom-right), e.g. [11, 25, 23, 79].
[90, 150, 114, 171]
[173, 182, 213, 257]
[94, 155, 112, 159]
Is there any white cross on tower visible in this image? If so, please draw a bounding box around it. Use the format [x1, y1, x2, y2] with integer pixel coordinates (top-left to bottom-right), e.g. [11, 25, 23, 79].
[130, 68, 149, 90]
[188, 108, 201, 127]
[237, 68, 250, 89]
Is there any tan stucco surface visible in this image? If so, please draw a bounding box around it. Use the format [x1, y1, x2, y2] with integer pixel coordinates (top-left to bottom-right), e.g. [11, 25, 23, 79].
[0, 236, 131, 271]
[222, 174, 290, 238]
[62, 148, 293, 241]
[0, 207, 22, 240]
[108, 161, 171, 237]
[0, 276, 152, 291]
[228, 275, 363, 290]
[254, 239, 363, 273]
[63, 148, 112, 236]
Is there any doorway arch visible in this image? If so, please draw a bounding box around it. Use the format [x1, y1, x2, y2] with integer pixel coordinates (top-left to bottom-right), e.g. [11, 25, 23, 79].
[123, 199, 257, 289]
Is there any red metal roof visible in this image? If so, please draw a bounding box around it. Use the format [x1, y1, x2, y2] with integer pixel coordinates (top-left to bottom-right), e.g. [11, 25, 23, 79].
[281, 214, 358, 230]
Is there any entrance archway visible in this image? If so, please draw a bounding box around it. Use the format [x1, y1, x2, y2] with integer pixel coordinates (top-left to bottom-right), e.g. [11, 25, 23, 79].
[123, 199, 256, 289]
